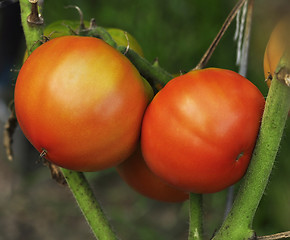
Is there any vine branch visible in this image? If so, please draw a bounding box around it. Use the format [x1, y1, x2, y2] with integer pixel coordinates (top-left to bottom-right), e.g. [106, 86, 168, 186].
[188, 193, 203, 240]
[257, 231, 290, 240]
[61, 169, 117, 240]
[194, 0, 248, 70]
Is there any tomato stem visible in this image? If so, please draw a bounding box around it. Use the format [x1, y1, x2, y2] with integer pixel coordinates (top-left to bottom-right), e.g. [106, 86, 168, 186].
[188, 193, 203, 240]
[60, 169, 118, 240]
[82, 26, 118, 48]
[212, 54, 290, 239]
[81, 25, 173, 90]
[117, 46, 173, 89]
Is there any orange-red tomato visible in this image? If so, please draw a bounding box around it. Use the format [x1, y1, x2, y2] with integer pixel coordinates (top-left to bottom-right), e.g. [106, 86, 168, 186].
[141, 68, 265, 194]
[15, 36, 153, 171]
[117, 145, 189, 202]
[263, 19, 289, 87]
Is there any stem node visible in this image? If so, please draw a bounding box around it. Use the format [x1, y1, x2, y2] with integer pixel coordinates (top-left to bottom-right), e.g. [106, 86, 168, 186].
[27, 0, 44, 26]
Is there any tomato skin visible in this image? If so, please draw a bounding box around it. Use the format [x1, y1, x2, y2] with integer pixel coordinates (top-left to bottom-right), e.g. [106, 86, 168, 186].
[141, 68, 265, 194]
[15, 36, 153, 171]
[117, 145, 189, 202]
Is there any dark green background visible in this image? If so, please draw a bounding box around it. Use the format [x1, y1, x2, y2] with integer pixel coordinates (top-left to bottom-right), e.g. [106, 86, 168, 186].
[0, 0, 289, 239]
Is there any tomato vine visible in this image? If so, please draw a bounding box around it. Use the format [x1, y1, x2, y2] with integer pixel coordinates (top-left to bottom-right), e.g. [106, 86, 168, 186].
[12, 0, 290, 240]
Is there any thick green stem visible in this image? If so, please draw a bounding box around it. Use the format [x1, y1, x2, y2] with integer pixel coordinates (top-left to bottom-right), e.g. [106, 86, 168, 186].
[82, 26, 118, 48]
[188, 193, 203, 240]
[117, 46, 173, 88]
[61, 169, 117, 240]
[213, 58, 290, 239]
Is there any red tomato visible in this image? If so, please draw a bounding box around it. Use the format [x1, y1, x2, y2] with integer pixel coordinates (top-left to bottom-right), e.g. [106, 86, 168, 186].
[141, 68, 265, 194]
[117, 145, 189, 202]
[15, 36, 153, 171]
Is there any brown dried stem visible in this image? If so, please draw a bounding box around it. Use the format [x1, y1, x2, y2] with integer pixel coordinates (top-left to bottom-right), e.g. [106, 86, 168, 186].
[194, 0, 248, 70]
[257, 231, 290, 240]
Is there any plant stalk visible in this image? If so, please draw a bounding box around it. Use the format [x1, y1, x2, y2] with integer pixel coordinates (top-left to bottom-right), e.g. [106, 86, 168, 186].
[188, 193, 203, 240]
[117, 46, 173, 88]
[212, 56, 290, 239]
[61, 169, 117, 240]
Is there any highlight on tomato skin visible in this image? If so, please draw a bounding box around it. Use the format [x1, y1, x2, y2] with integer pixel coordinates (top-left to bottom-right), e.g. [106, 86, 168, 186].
[14, 36, 153, 172]
[141, 68, 265, 194]
[116, 145, 189, 203]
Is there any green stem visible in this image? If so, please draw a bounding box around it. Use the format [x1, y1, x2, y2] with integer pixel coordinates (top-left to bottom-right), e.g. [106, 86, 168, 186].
[19, 0, 43, 54]
[188, 193, 203, 240]
[212, 58, 290, 239]
[82, 26, 173, 89]
[82, 26, 118, 48]
[117, 46, 173, 88]
[61, 169, 117, 240]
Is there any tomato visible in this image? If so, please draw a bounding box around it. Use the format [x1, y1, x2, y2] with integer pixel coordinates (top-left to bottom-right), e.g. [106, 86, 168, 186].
[263, 19, 288, 87]
[141, 68, 265, 194]
[15, 36, 153, 172]
[116, 145, 188, 202]
[23, 20, 144, 62]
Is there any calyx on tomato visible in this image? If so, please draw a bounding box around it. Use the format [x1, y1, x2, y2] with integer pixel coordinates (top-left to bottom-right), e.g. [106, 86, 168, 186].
[23, 20, 144, 62]
[141, 68, 265, 194]
[15, 36, 153, 172]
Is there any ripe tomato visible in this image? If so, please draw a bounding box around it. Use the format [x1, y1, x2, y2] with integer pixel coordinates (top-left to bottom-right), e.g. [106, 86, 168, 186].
[117, 145, 189, 202]
[15, 36, 153, 171]
[263, 18, 289, 87]
[141, 68, 265, 194]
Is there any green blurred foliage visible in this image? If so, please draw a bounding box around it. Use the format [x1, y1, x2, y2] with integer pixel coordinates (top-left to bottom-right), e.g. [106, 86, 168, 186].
[1, 0, 290, 239]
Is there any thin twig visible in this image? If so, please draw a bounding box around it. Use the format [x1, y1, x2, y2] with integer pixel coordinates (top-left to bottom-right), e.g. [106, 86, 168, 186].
[257, 231, 290, 240]
[3, 103, 17, 161]
[194, 0, 247, 70]
[238, 0, 254, 77]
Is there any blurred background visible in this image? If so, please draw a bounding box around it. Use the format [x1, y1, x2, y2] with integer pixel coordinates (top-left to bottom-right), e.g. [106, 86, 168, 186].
[0, 0, 289, 239]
